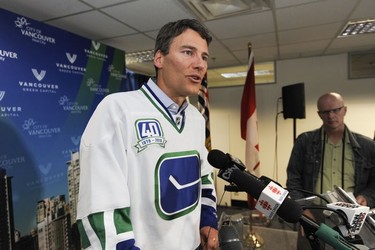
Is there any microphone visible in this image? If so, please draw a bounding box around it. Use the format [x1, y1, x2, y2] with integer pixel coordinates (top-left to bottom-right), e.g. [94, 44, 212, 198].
[208, 149, 302, 223]
[334, 185, 375, 234]
[327, 202, 369, 236]
[218, 224, 243, 250]
[288, 187, 368, 247]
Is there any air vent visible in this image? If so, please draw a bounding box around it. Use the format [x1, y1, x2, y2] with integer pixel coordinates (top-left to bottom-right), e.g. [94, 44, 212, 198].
[180, 0, 272, 21]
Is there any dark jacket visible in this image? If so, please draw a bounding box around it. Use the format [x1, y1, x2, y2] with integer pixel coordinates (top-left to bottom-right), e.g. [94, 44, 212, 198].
[286, 126, 375, 208]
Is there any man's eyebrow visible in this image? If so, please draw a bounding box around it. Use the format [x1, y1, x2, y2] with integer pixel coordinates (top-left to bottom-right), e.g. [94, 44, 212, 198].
[181, 45, 209, 56]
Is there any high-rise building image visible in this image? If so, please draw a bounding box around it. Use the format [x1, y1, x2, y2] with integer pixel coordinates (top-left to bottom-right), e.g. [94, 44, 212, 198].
[67, 151, 81, 249]
[36, 195, 72, 250]
[0, 168, 15, 250]
[67, 151, 80, 226]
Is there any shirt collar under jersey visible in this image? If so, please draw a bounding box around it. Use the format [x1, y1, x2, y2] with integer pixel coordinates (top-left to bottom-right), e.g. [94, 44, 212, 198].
[146, 78, 188, 115]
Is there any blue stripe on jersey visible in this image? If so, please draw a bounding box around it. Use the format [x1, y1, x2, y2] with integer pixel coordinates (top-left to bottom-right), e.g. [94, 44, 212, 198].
[116, 239, 140, 250]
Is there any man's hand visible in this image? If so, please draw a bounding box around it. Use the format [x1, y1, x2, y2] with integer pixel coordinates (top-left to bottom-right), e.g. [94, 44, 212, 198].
[356, 195, 368, 206]
[200, 226, 219, 250]
[300, 209, 315, 236]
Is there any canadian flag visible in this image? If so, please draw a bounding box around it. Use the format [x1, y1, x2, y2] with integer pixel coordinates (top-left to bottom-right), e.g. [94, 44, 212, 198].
[240, 50, 260, 176]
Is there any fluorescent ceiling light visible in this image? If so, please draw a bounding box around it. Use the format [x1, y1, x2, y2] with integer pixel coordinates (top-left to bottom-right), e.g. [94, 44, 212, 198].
[202, 0, 249, 16]
[339, 18, 375, 37]
[221, 72, 247, 78]
[126, 49, 154, 64]
[221, 69, 273, 78]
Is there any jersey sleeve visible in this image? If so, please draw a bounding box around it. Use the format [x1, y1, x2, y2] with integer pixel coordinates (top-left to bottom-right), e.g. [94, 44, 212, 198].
[199, 147, 218, 230]
[76, 96, 139, 249]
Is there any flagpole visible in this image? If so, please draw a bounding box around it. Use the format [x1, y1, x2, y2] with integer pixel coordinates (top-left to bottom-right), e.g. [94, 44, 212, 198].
[248, 42, 252, 59]
[242, 41, 264, 249]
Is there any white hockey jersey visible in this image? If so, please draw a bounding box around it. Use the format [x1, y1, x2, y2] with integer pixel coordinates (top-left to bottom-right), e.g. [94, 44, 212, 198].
[77, 79, 217, 250]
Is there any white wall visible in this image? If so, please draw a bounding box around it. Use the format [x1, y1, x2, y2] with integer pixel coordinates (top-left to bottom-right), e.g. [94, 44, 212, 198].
[208, 53, 375, 204]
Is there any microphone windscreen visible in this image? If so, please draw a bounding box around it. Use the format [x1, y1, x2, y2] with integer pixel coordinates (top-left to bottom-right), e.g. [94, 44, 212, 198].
[207, 149, 229, 169]
[231, 170, 302, 223]
[218, 225, 243, 250]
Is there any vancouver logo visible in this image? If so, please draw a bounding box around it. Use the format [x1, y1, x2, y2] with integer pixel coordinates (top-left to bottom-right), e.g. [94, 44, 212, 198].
[0, 50, 18, 61]
[108, 64, 127, 81]
[84, 41, 107, 61]
[14, 16, 30, 28]
[86, 78, 109, 95]
[31, 68, 46, 81]
[22, 118, 61, 138]
[71, 136, 81, 146]
[58, 95, 88, 114]
[15, 15, 55, 45]
[38, 163, 52, 175]
[92, 41, 101, 51]
[0, 91, 5, 101]
[66, 53, 77, 64]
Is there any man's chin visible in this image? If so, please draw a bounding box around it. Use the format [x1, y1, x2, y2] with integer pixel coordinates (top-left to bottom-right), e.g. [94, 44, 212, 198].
[187, 87, 201, 96]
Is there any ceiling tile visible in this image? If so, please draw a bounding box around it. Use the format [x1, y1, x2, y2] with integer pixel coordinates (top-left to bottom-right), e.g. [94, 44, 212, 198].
[208, 40, 229, 53]
[350, 0, 375, 19]
[205, 11, 274, 39]
[222, 33, 277, 51]
[81, 0, 133, 8]
[101, 0, 194, 32]
[279, 40, 331, 59]
[233, 47, 279, 64]
[46, 10, 137, 40]
[276, 0, 357, 30]
[101, 33, 155, 52]
[278, 22, 342, 45]
[208, 51, 240, 68]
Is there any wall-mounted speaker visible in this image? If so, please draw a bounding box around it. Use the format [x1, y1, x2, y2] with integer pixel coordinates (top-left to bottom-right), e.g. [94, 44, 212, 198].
[282, 83, 306, 119]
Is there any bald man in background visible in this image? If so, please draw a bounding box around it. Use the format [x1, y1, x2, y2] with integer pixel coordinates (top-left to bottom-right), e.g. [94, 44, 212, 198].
[286, 92, 375, 249]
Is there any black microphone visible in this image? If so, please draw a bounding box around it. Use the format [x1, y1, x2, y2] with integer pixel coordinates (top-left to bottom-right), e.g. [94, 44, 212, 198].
[218, 225, 243, 250]
[208, 149, 302, 223]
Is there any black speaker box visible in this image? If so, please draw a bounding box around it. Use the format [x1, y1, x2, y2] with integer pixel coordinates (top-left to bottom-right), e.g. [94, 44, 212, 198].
[282, 83, 306, 119]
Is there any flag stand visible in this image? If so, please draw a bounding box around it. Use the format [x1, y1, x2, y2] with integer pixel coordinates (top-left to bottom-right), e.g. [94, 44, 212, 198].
[243, 42, 264, 249]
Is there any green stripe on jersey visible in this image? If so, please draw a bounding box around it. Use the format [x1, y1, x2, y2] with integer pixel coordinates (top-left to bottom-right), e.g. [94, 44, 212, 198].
[77, 219, 91, 249]
[88, 212, 106, 249]
[114, 207, 133, 234]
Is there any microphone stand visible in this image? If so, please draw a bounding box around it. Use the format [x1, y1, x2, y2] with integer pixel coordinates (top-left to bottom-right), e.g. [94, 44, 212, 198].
[299, 215, 324, 250]
[300, 215, 360, 250]
[223, 184, 265, 248]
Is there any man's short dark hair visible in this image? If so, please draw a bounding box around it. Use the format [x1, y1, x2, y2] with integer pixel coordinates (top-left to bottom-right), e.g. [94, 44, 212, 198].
[154, 19, 212, 56]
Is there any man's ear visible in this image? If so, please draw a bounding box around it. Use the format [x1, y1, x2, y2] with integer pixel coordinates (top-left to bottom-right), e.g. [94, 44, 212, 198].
[343, 106, 347, 116]
[153, 50, 163, 69]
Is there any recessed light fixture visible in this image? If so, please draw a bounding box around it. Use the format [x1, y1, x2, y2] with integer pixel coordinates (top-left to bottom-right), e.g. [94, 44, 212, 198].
[180, 0, 271, 21]
[126, 49, 154, 64]
[221, 72, 247, 78]
[338, 18, 375, 37]
[221, 69, 273, 78]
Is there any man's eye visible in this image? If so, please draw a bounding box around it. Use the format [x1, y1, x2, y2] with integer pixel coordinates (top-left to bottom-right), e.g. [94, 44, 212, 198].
[184, 50, 193, 56]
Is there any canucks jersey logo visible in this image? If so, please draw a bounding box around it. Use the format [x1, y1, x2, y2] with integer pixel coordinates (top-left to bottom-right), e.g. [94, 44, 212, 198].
[135, 119, 166, 152]
[155, 151, 200, 220]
